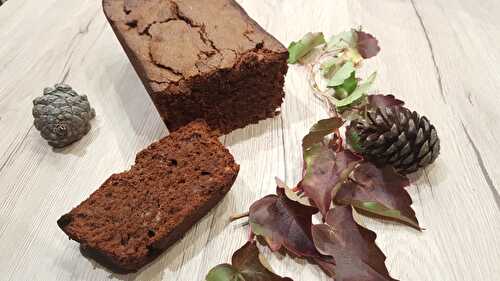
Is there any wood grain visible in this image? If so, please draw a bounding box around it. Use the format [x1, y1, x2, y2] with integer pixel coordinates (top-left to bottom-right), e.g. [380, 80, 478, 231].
[1, 0, 500, 280]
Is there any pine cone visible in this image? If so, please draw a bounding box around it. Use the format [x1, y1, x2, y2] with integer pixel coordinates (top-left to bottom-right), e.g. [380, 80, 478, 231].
[33, 83, 96, 148]
[347, 105, 440, 174]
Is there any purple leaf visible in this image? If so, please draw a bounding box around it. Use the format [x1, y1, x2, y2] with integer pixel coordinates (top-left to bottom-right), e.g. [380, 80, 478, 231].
[300, 147, 362, 216]
[312, 206, 399, 281]
[302, 117, 344, 153]
[368, 94, 405, 109]
[356, 31, 381, 59]
[249, 186, 320, 258]
[335, 162, 421, 230]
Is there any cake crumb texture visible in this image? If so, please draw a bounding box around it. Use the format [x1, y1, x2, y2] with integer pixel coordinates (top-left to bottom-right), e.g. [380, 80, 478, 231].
[58, 121, 239, 273]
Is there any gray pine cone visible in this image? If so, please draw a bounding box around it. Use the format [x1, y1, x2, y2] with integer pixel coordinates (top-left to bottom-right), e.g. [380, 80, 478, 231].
[33, 83, 96, 148]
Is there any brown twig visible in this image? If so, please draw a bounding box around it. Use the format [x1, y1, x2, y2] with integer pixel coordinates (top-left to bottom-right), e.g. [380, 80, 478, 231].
[229, 211, 249, 222]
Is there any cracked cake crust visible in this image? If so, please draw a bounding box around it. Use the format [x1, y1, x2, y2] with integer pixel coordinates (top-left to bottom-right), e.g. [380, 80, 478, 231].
[103, 0, 288, 133]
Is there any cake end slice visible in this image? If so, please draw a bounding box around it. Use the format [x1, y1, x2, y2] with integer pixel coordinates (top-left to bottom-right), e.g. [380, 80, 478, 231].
[102, 0, 288, 134]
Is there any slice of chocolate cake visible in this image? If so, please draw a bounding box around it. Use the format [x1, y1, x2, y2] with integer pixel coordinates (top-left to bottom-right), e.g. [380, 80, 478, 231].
[102, 0, 288, 134]
[57, 121, 239, 273]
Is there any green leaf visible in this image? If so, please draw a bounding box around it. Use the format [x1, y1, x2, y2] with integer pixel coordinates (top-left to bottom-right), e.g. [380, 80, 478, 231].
[341, 47, 364, 66]
[335, 71, 377, 109]
[206, 264, 244, 281]
[303, 144, 321, 177]
[334, 87, 350, 100]
[302, 117, 344, 153]
[320, 57, 341, 78]
[288, 32, 326, 64]
[346, 128, 364, 152]
[206, 242, 293, 281]
[326, 30, 356, 50]
[334, 72, 358, 97]
[327, 61, 355, 88]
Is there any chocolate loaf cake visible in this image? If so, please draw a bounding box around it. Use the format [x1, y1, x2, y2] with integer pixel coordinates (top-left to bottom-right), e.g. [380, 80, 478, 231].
[57, 121, 239, 273]
[103, 0, 288, 134]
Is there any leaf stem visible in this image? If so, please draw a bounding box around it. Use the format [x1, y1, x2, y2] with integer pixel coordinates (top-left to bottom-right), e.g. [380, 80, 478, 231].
[248, 230, 255, 242]
[230, 212, 249, 222]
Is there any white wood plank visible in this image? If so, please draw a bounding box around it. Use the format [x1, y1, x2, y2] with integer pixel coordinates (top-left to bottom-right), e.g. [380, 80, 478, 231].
[0, 1, 169, 280]
[1, 0, 500, 280]
[408, 0, 500, 201]
[342, 1, 500, 280]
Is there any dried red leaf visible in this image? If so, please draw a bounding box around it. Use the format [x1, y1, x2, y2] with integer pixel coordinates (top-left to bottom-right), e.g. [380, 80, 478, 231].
[368, 94, 405, 109]
[299, 146, 362, 216]
[312, 206, 399, 281]
[335, 162, 421, 230]
[356, 31, 381, 59]
[248, 186, 320, 258]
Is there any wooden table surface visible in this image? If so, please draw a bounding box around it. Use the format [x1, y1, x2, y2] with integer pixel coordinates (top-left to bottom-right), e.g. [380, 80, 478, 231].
[1, 0, 500, 280]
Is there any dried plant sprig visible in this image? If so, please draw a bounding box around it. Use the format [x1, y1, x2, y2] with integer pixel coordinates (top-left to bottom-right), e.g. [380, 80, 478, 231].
[288, 28, 381, 115]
